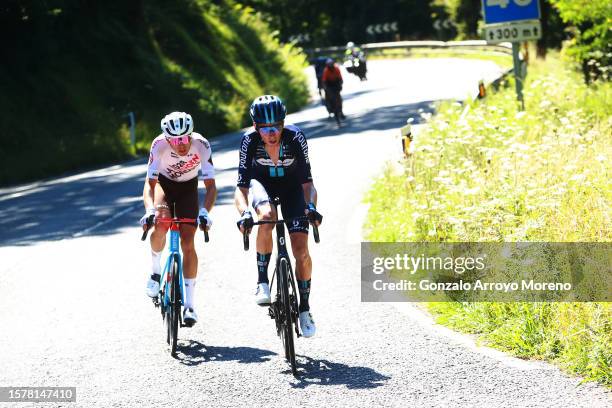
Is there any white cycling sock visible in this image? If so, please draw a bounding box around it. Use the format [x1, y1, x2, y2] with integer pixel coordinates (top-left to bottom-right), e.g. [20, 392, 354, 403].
[151, 249, 162, 277]
[184, 278, 196, 309]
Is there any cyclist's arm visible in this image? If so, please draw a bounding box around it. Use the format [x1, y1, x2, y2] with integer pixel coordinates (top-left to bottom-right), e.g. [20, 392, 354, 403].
[143, 178, 157, 210]
[289, 127, 316, 207]
[235, 132, 255, 214]
[202, 178, 217, 212]
[234, 186, 250, 215]
[291, 128, 313, 185]
[302, 182, 317, 207]
[199, 140, 217, 212]
[143, 139, 162, 210]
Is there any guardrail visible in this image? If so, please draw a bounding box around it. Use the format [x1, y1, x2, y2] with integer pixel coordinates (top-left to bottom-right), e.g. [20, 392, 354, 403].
[306, 40, 513, 58]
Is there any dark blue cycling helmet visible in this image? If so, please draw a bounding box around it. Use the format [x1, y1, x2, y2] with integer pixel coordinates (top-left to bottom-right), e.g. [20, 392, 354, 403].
[249, 95, 287, 124]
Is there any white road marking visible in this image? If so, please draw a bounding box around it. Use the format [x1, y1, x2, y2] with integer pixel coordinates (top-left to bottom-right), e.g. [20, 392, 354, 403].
[71, 203, 141, 238]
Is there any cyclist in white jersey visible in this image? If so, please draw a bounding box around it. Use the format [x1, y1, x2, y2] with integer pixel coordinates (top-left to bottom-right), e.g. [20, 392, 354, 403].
[140, 111, 217, 326]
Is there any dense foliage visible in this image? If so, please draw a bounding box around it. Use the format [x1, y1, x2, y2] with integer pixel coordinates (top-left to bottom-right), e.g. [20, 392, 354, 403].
[549, 0, 611, 82]
[236, 0, 440, 45]
[0, 0, 309, 185]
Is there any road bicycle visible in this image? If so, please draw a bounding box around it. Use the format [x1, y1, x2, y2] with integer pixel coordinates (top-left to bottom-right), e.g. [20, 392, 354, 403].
[141, 214, 208, 356]
[324, 86, 343, 126]
[242, 198, 319, 375]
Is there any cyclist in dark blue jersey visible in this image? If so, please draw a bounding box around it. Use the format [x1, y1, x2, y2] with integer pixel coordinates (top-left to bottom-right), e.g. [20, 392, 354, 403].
[235, 95, 323, 338]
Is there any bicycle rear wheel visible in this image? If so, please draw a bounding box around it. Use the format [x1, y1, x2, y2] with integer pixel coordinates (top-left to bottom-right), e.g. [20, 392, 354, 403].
[166, 254, 180, 356]
[332, 92, 341, 125]
[279, 258, 297, 374]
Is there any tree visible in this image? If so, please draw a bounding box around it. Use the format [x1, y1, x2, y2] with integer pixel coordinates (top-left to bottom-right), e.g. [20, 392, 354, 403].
[235, 0, 438, 46]
[549, 0, 611, 82]
[536, 0, 567, 58]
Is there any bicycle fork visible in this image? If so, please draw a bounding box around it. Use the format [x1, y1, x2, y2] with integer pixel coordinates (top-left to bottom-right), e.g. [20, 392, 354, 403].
[160, 227, 184, 319]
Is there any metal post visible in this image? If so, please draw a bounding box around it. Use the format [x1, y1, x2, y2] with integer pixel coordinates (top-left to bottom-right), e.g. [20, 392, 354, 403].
[512, 42, 525, 111]
[128, 112, 136, 146]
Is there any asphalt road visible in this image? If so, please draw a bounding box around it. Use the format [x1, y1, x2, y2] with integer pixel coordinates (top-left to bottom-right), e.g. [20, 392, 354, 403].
[0, 58, 610, 408]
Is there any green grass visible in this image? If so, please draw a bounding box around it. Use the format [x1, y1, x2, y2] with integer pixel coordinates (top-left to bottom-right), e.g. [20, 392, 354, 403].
[364, 51, 612, 385]
[0, 1, 310, 185]
[368, 47, 513, 68]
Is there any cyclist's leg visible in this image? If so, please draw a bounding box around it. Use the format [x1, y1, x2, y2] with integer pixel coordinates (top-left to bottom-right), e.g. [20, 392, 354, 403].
[179, 225, 197, 278]
[144, 180, 171, 297]
[326, 82, 341, 117]
[334, 83, 344, 117]
[250, 180, 276, 285]
[289, 232, 311, 287]
[151, 180, 171, 252]
[282, 196, 311, 282]
[323, 85, 332, 114]
[289, 231, 316, 337]
[179, 223, 197, 316]
[281, 189, 313, 316]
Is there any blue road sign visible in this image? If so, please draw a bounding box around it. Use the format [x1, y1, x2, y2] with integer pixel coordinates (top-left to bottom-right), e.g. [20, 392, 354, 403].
[482, 0, 541, 24]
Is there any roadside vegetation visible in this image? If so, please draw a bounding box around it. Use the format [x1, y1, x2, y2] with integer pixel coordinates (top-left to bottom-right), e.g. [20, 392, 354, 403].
[0, 1, 309, 185]
[368, 47, 513, 69]
[364, 52, 611, 385]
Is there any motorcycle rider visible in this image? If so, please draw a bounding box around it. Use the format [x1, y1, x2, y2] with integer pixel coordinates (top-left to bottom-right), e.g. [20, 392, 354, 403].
[345, 41, 367, 81]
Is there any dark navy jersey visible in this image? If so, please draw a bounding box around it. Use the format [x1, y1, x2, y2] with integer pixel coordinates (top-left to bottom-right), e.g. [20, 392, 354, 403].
[237, 124, 313, 189]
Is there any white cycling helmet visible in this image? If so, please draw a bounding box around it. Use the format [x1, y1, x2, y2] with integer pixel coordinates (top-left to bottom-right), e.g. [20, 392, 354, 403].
[346, 41, 355, 48]
[161, 112, 194, 137]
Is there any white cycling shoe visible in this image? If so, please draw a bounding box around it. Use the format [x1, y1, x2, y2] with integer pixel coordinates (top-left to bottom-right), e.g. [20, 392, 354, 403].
[183, 307, 198, 327]
[299, 311, 316, 338]
[146, 274, 160, 298]
[255, 282, 271, 306]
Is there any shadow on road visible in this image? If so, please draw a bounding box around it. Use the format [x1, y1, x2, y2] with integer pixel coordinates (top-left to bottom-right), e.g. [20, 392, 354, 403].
[175, 340, 275, 366]
[298, 99, 439, 142]
[0, 98, 445, 246]
[291, 355, 390, 389]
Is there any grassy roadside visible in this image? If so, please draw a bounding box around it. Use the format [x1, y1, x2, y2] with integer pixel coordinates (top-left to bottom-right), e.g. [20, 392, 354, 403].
[364, 51, 611, 385]
[368, 47, 513, 69]
[1, 2, 309, 186]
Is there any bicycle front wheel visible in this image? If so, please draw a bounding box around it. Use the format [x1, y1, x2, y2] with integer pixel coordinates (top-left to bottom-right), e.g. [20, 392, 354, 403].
[279, 258, 297, 374]
[166, 254, 180, 356]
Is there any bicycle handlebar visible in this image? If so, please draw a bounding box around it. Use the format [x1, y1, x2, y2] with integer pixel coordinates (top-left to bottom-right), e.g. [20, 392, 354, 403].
[140, 217, 209, 243]
[141, 215, 155, 241]
[242, 217, 320, 251]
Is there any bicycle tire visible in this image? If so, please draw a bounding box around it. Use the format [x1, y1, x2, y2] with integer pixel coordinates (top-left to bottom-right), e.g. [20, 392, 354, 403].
[287, 266, 300, 338]
[332, 92, 341, 125]
[278, 260, 290, 360]
[279, 258, 297, 374]
[166, 254, 180, 356]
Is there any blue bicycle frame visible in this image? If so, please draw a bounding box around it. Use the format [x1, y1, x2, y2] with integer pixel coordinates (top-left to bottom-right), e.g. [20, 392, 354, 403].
[160, 226, 184, 309]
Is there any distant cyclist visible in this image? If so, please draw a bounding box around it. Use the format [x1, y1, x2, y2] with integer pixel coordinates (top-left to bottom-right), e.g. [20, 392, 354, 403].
[140, 111, 217, 327]
[235, 95, 323, 338]
[311, 55, 329, 98]
[321, 58, 345, 119]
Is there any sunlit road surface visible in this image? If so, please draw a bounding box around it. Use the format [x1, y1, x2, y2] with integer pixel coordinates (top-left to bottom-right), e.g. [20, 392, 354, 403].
[1, 58, 609, 408]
